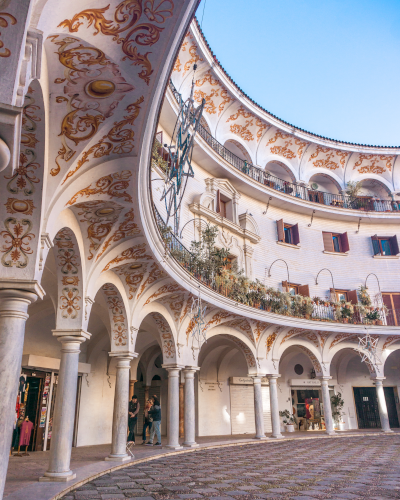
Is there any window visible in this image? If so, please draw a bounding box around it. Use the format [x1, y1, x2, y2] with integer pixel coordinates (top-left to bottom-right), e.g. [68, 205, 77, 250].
[282, 281, 309, 296]
[330, 288, 358, 303]
[216, 190, 233, 221]
[382, 293, 400, 326]
[372, 235, 399, 256]
[322, 232, 349, 253]
[277, 219, 300, 245]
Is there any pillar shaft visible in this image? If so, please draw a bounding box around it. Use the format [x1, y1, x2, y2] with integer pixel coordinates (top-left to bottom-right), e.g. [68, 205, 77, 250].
[320, 378, 335, 435]
[375, 378, 393, 433]
[268, 375, 283, 439]
[253, 377, 266, 439]
[42, 333, 88, 481]
[164, 366, 182, 449]
[183, 368, 198, 447]
[0, 289, 37, 498]
[106, 356, 134, 461]
[179, 382, 184, 438]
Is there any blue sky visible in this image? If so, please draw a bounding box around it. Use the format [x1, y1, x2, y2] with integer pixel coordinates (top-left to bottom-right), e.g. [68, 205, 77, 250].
[197, 0, 400, 146]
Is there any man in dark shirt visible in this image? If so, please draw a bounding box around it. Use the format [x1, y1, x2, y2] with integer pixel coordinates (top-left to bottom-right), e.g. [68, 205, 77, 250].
[145, 395, 162, 446]
[127, 395, 140, 444]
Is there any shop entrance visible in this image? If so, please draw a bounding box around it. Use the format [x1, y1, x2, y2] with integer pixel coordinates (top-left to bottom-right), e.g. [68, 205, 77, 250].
[353, 387, 399, 429]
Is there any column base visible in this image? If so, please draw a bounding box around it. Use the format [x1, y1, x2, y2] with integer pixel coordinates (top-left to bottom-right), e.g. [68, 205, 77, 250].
[325, 430, 336, 436]
[254, 435, 267, 440]
[183, 442, 199, 448]
[381, 429, 394, 433]
[269, 434, 284, 439]
[39, 471, 76, 482]
[164, 444, 183, 450]
[105, 454, 132, 462]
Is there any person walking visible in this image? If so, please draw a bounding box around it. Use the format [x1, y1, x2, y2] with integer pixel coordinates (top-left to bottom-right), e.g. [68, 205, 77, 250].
[127, 394, 140, 444]
[145, 395, 161, 446]
[141, 398, 153, 445]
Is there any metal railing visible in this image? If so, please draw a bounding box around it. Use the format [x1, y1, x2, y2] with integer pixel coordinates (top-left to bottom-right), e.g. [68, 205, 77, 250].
[154, 205, 397, 326]
[169, 80, 399, 213]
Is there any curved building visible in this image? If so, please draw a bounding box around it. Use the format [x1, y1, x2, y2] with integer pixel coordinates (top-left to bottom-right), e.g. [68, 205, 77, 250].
[0, 5, 399, 498]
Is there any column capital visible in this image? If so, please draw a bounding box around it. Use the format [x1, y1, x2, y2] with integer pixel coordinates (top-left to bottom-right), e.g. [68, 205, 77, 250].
[52, 329, 91, 343]
[319, 376, 332, 382]
[0, 288, 38, 320]
[109, 350, 138, 360]
[184, 365, 200, 372]
[162, 364, 185, 371]
[266, 374, 281, 380]
[0, 279, 45, 299]
[371, 376, 386, 382]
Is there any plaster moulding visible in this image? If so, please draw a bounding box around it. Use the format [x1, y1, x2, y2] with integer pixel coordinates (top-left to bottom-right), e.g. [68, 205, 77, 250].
[15, 28, 43, 107]
[323, 250, 348, 257]
[0, 136, 11, 172]
[276, 241, 301, 249]
[189, 203, 261, 244]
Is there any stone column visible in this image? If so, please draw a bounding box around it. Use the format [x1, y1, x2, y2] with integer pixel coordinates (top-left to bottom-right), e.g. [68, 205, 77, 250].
[268, 375, 283, 439]
[0, 288, 38, 498]
[162, 365, 183, 449]
[320, 377, 335, 435]
[183, 367, 199, 447]
[179, 382, 184, 438]
[106, 353, 135, 461]
[252, 376, 266, 439]
[374, 377, 393, 433]
[41, 330, 90, 481]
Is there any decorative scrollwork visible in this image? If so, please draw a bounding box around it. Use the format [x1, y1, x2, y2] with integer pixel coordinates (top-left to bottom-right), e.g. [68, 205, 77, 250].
[59, 0, 174, 85]
[0, 218, 34, 268]
[0, 12, 17, 58]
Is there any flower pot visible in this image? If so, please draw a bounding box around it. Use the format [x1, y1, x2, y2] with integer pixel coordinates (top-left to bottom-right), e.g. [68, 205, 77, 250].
[377, 320, 382, 325]
[339, 422, 346, 431]
[342, 318, 349, 323]
[285, 424, 295, 432]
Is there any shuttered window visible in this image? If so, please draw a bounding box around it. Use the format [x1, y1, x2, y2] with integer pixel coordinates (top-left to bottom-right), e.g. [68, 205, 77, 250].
[216, 190, 221, 214]
[277, 220, 300, 245]
[298, 284, 310, 297]
[282, 282, 309, 297]
[371, 235, 399, 256]
[322, 232, 349, 253]
[277, 219, 284, 242]
[382, 293, 400, 326]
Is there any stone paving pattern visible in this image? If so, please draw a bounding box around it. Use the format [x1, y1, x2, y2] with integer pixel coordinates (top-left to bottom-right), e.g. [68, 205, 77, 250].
[63, 436, 400, 500]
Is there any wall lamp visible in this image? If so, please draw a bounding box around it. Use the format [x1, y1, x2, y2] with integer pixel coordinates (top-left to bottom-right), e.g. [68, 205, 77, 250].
[315, 268, 336, 295]
[267, 258, 290, 285]
[365, 273, 384, 308]
[179, 218, 210, 239]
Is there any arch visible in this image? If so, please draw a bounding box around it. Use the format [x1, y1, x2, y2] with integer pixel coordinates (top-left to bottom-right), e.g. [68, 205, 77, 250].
[53, 227, 85, 330]
[278, 342, 324, 377]
[346, 175, 393, 197]
[224, 139, 252, 163]
[149, 311, 178, 364]
[264, 157, 297, 183]
[306, 171, 343, 194]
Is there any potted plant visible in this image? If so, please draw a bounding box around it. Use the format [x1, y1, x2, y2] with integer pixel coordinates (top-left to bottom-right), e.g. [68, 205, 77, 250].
[358, 285, 371, 307]
[365, 309, 381, 325]
[331, 392, 345, 430]
[279, 410, 297, 432]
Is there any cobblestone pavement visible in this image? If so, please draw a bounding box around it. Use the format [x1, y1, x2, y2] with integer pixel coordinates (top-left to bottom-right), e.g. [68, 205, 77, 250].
[63, 435, 400, 500]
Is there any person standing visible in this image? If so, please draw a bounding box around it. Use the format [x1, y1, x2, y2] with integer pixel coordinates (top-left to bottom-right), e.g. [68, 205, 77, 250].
[127, 395, 140, 444]
[145, 395, 161, 446]
[141, 399, 153, 445]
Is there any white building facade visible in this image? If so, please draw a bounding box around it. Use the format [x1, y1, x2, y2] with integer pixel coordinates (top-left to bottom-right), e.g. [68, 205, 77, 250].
[0, 4, 399, 499]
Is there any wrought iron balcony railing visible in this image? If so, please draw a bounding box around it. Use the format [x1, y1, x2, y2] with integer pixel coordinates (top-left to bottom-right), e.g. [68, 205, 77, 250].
[169, 80, 398, 214]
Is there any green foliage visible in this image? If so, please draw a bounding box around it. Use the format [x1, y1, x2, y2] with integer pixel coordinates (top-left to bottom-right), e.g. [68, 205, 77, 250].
[358, 285, 371, 307]
[279, 409, 297, 425]
[346, 180, 362, 200]
[331, 392, 344, 424]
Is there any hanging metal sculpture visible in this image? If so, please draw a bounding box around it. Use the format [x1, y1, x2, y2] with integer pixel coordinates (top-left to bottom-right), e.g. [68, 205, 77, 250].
[190, 288, 207, 351]
[161, 66, 205, 235]
[355, 330, 381, 366]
